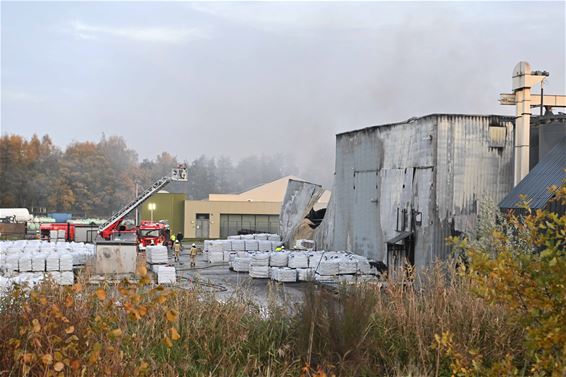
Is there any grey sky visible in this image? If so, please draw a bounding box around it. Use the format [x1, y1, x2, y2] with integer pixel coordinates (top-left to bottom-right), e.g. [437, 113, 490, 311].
[1, 1, 565, 187]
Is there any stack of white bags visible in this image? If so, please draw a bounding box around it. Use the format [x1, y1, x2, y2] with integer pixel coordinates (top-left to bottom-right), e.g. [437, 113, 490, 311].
[232, 256, 250, 272]
[270, 267, 297, 283]
[0, 240, 98, 288]
[146, 246, 168, 264]
[249, 252, 270, 278]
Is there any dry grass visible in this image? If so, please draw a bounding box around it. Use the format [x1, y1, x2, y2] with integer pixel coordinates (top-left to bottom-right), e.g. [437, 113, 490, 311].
[0, 263, 524, 377]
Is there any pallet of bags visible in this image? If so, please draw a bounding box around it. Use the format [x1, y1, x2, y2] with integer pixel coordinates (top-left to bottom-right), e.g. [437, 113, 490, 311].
[58, 271, 74, 285]
[208, 241, 224, 253]
[146, 246, 168, 264]
[352, 255, 371, 274]
[251, 252, 270, 266]
[227, 235, 241, 240]
[31, 253, 46, 272]
[230, 240, 245, 251]
[244, 240, 259, 252]
[297, 268, 314, 281]
[249, 265, 269, 278]
[338, 255, 358, 275]
[232, 256, 250, 272]
[308, 252, 324, 269]
[288, 251, 308, 269]
[258, 240, 272, 252]
[59, 253, 73, 271]
[18, 253, 32, 272]
[203, 240, 213, 252]
[241, 234, 254, 240]
[267, 234, 281, 242]
[208, 250, 224, 263]
[5, 254, 20, 272]
[156, 266, 176, 284]
[254, 234, 268, 241]
[270, 267, 297, 283]
[270, 251, 289, 267]
[316, 257, 340, 276]
[46, 253, 60, 271]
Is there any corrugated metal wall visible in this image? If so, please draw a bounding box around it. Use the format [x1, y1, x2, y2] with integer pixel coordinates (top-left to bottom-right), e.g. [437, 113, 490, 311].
[318, 114, 515, 267]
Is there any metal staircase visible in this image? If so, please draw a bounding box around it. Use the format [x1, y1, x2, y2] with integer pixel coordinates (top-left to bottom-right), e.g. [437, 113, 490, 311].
[97, 167, 187, 237]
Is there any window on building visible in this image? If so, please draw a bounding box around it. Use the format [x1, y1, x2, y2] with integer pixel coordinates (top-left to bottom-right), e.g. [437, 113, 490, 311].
[219, 214, 279, 238]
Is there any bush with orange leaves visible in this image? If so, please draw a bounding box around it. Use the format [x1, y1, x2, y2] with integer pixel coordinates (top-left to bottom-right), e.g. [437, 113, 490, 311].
[1, 265, 183, 376]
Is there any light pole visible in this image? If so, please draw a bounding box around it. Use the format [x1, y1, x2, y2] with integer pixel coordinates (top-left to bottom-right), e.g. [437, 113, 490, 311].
[148, 203, 156, 222]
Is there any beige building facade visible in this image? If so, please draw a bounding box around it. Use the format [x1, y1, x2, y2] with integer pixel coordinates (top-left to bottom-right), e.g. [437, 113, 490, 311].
[184, 176, 330, 239]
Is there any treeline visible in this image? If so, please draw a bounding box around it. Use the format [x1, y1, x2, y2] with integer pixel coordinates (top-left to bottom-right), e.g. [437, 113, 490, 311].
[0, 134, 297, 217]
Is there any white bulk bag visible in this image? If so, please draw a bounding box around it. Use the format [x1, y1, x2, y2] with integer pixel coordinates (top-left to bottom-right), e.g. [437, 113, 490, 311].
[297, 268, 314, 281]
[317, 258, 339, 276]
[208, 251, 224, 263]
[31, 253, 46, 272]
[19, 254, 32, 272]
[338, 257, 358, 275]
[288, 252, 309, 269]
[59, 253, 73, 271]
[244, 240, 259, 251]
[257, 240, 272, 252]
[251, 252, 270, 267]
[232, 257, 250, 272]
[249, 265, 270, 278]
[270, 251, 289, 267]
[230, 240, 245, 251]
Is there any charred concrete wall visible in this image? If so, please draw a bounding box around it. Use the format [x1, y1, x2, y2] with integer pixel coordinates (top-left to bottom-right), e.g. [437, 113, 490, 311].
[318, 114, 515, 267]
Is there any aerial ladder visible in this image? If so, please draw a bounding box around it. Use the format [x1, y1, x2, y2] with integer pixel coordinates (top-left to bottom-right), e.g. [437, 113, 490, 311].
[97, 165, 188, 240]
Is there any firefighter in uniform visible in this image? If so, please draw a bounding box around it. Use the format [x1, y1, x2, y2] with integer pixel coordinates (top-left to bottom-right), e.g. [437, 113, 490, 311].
[174, 240, 181, 262]
[190, 243, 198, 267]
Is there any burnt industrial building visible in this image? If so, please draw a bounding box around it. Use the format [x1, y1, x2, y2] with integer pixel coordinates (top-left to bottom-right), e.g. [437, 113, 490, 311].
[315, 113, 565, 269]
[316, 114, 516, 268]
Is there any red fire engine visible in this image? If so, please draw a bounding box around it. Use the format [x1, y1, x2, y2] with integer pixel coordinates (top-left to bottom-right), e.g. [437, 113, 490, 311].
[137, 221, 170, 250]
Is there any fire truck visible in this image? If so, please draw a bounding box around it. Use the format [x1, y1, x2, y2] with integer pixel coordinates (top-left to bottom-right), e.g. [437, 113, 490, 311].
[97, 165, 188, 249]
[137, 220, 170, 250]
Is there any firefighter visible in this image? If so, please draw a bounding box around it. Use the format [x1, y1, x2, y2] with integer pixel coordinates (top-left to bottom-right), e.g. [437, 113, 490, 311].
[173, 240, 181, 262]
[190, 243, 198, 267]
[170, 234, 176, 248]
